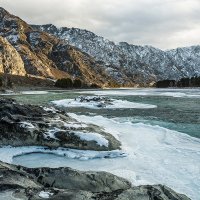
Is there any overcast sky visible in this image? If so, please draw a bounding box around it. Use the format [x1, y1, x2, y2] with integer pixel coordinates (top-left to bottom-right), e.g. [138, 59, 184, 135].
[0, 0, 199, 49]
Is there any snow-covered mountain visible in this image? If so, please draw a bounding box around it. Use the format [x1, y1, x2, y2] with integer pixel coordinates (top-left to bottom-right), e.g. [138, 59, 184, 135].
[32, 24, 200, 85]
[166, 46, 200, 78]
[0, 6, 199, 87]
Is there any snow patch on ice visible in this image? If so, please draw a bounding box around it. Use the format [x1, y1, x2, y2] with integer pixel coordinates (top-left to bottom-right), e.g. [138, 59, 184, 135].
[21, 91, 49, 95]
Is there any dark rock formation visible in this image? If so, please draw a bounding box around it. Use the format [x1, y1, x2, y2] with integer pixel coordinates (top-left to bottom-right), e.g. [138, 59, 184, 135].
[0, 161, 190, 200]
[75, 96, 113, 108]
[0, 98, 121, 151]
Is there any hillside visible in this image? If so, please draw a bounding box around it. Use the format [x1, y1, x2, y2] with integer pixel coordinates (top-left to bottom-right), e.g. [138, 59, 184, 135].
[0, 7, 117, 88]
[0, 7, 200, 88]
[33, 24, 200, 86]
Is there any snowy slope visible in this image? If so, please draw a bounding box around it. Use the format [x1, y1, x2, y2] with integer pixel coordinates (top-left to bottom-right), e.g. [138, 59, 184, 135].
[33, 24, 200, 85]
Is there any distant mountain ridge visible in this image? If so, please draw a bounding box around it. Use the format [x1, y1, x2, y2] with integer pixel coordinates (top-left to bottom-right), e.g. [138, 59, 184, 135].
[32, 24, 200, 86]
[0, 7, 199, 87]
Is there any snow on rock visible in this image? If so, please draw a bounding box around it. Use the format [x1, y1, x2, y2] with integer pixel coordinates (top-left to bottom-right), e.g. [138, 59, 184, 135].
[44, 126, 109, 147]
[44, 127, 61, 140]
[19, 122, 35, 129]
[43, 107, 58, 113]
[52, 96, 157, 109]
[74, 131, 109, 147]
[0, 191, 21, 200]
[39, 191, 54, 199]
[5, 34, 19, 44]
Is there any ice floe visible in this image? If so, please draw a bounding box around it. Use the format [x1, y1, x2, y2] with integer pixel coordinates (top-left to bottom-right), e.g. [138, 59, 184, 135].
[52, 96, 157, 109]
[21, 91, 49, 95]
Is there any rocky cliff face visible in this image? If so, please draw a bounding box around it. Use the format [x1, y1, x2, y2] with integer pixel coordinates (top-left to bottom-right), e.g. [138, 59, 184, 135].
[0, 36, 26, 76]
[33, 24, 200, 85]
[0, 7, 115, 87]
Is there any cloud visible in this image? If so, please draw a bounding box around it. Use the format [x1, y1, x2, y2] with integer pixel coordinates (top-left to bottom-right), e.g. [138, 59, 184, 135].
[0, 0, 199, 49]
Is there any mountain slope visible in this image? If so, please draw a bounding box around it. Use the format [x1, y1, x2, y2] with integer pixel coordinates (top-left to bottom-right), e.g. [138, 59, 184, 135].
[0, 7, 199, 87]
[166, 46, 200, 77]
[0, 36, 26, 76]
[33, 24, 200, 85]
[0, 7, 117, 87]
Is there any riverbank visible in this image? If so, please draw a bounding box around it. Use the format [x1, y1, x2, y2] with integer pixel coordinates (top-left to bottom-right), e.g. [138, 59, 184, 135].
[0, 97, 192, 200]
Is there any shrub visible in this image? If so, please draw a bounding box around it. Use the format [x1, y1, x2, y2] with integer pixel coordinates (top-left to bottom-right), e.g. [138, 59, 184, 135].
[73, 79, 82, 88]
[156, 80, 176, 88]
[55, 78, 73, 88]
[90, 83, 100, 88]
[7, 78, 13, 88]
[0, 77, 3, 87]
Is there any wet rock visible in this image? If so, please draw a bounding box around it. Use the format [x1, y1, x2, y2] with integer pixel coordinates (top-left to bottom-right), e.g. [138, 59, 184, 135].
[0, 98, 121, 151]
[75, 96, 114, 108]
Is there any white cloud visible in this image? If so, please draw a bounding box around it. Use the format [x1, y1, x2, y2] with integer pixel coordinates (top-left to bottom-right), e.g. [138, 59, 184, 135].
[0, 0, 199, 49]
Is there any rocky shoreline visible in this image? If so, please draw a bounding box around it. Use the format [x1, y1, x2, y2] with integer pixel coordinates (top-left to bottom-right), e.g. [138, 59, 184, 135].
[0, 98, 120, 151]
[0, 97, 191, 200]
[0, 161, 190, 200]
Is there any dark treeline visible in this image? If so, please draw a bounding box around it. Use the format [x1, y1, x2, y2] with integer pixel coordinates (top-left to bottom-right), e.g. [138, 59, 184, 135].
[55, 78, 100, 89]
[156, 76, 200, 88]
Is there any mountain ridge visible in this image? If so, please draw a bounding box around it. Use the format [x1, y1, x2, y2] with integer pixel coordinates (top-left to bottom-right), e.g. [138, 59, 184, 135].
[0, 7, 200, 87]
[0, 7, 119, 87]
[32, 23, 200, 85]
